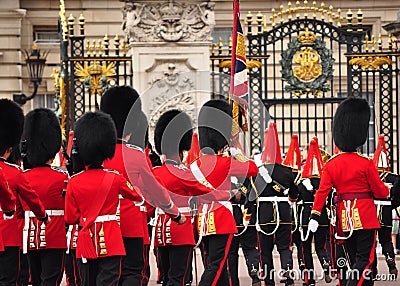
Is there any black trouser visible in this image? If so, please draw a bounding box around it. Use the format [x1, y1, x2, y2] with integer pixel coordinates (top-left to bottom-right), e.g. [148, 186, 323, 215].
[154, 247, 164, 283]
[65, 250, 82, 286]
[344, 229, 376, 286]
[78, 256, 121, 286]
[27, 249, 65, 286]
[141, 244, 150, 286]
[158, 245, 193, 286]
[335, 243, 349, 286]
[199, 234, 233, 286]
[291, 229, 304, 269]
[119, 237, 145, 286]
[0, 246, 19, 286]
[301, 226, 331, 284]
[228, 227, 260, 286]
[17, 251, 30, 286]
[372, 226, 396, 274]
[259, 224, 293, 286]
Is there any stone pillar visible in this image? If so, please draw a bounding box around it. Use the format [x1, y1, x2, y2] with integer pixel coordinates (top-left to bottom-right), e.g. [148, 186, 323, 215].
[383, 9, 400, 39]
[120, 0, 215, 129]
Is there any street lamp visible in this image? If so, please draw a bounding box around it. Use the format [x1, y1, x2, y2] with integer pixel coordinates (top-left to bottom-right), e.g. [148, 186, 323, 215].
[13, 43, 48, 105]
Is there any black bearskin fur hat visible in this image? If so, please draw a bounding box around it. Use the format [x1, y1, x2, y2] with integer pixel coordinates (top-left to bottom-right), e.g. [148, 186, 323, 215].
[198, 99, 232, 153]
[154, 110, 193, 156]
[100, 86, 142, 138]
[74, 111, 117, 167]
[128, 111, 148, 149]
[333, 97, 370, 152]
[22, 108, 61, 168]
[0, 99, 25, 155]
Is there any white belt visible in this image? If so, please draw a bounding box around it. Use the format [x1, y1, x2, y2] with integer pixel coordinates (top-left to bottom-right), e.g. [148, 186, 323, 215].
[374, 200, 392, 206]
[158, 207, 192, 215]
[258, 196, 290, 203]
[27, 210, 64, 218]
[297, 201, 313, 205]
[93, 215, 117, 223]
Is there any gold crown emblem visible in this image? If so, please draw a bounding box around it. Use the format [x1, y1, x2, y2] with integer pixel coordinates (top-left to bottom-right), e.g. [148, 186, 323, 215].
[297, 29, 317, 46]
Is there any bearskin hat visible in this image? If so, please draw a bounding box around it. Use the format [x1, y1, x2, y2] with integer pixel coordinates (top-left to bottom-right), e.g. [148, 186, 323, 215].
[154, 110, 193, 156]
[74, 111, 117, 167]
[128, 111, 149, 149]
[198, 99, 232, 153]
[22, 108, 62, 168]
[100, 86, 142, 138]
[0, 99, 24, 155]
[333, 97, 370, 152]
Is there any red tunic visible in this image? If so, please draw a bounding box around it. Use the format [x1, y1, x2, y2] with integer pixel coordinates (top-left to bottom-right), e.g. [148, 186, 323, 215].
[0, 160, 46, 247]
[193, 154, 258, 235]
[23, 166, 68, 250]
[0, 167, 15, 213]
[312, 152, 389, 231]
[152, 161, 232, 246]
[65, 169, 142, 258]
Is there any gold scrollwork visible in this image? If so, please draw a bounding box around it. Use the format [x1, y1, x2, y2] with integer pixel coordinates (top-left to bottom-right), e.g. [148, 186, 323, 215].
[292, 47, 322, 82]
[349, 56, 392, 71]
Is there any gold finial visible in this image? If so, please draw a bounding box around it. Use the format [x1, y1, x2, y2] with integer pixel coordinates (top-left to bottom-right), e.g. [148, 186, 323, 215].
[347, 9, 353, 32]
[320, 2, 325, 21]
[114, 34, 120, 55]
[121, 39, 127, 55]
[279, 5, 284, 23]
[357, 9, 363, 32]
[79, 13, 85, 36]
[295, 1, 301, 18]
[264, 15, 268, 32]
[246, 11, 253, 35]
[337, 9, 342, 27]
[365, 34, 369, 52]
[92, 40, 97, 55]
[97, 39, 103, 56]
[328, 5, 333, 23]
[378, 33, 382, 52]
[256, 11, 263, 34]
[103, 34, 109, 55]
[218, 37, 223, 55]
[312, 1, 317, 19]
[68, 14, 75, 36]
[304, 0, 308, 18]
[288, 2, 293, 20]
[271, 8, 277, 27]
[59, 0, 68, 41]
[388, 34, 393, 51]
[211, 43, 216, 55]
[371, 35, 376, 51]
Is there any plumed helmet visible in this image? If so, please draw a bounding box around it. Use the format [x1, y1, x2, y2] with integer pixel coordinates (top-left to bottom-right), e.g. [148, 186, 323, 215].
[100, 86, 142, 138]
[74, 111, 117, 167]
[261, 122, 283, 164]
[0, 99, 24, 155]
[333, 97, 370, 152]
[198, 99, 232, 153]
[22, 108, 62, 168]
[154, 110, 193, 156]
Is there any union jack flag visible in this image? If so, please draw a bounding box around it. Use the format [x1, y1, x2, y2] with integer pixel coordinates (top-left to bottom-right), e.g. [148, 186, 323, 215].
[230, 0, 249, 138]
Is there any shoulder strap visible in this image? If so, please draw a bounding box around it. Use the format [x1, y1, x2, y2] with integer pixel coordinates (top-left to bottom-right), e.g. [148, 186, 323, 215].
[190, 160, 214, 189]
[81, 172, 115, 231]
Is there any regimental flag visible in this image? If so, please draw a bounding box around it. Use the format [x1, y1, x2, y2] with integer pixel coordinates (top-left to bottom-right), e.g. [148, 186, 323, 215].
[230, 0, 249, 139]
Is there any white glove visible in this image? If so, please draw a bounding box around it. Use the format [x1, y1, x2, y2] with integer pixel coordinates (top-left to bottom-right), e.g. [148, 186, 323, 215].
[229, 147, 242, 157]
[309, 219, 319, 233]
[243, 219, 250, 228]
[302, 178, 313, 191]
[259, 165, 272, 184]
[3, 213, 14, 220]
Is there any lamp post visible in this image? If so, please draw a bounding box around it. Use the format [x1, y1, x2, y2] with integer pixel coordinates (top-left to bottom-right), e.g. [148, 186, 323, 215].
[13, 43, 48, 105]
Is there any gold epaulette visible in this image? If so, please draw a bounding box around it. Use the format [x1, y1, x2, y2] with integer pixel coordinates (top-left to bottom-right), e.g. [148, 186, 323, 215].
[294, 171, 302, 185]
[105, 169, 121, 175]
[356, 152, 371, 160]
[327, 153, 342, 162]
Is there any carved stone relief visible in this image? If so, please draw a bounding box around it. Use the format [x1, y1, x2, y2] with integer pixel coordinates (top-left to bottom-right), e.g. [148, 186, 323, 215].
[121, 0, 215, 43]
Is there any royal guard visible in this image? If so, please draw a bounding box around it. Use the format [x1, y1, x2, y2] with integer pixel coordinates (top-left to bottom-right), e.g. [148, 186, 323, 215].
[254, 122, 299, 286]
[191, 99, 258, 286]
[153, 109, 235, 285]
[64, 111, 143, 285]
[21, 108, 68, 285]
[0, 168, 15, 224]
[100, 86, 183, 286]
[298, 139, 332, 286]
[309, 97, 390, 286]
[371, 135, 398, 277]
[282, 135, 305, 275]
[0, 99, 49, 285]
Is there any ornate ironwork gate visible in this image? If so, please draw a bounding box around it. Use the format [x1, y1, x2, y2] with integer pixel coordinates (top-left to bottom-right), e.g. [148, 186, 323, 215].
[211, 1, 400, 172]
[57, 1, 133, 139]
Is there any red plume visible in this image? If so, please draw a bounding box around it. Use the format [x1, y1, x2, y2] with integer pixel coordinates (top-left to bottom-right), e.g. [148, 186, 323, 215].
[302, 139, 324, 178]
[283, 134, 302, 170]
[261, 122, 282, 164]
[186, 132, 201, 167]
